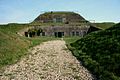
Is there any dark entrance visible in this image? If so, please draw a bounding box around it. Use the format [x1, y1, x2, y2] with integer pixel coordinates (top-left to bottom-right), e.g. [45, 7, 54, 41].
[58, 32, 62, 37]
[54, 32, 64, 37]
[54, 32, 57, 37]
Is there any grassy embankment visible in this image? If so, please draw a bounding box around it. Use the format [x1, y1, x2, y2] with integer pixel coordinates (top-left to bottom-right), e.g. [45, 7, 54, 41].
[67, 23, 120, 80]
[94, 22, 115, 30]
[0, 23, 59, 69]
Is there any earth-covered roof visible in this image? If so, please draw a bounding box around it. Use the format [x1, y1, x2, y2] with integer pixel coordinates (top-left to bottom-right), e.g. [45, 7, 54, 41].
[34, 11, 86, 23]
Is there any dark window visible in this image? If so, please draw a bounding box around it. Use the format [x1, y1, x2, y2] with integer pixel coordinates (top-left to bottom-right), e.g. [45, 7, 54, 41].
[37, 30, 41, 36]
[62, 32, 64, 36]
[54, 32, 57, 37]
[25, 32, 28, 37]
[29, 32, 32, 37]
[65, 21, 69, 24]
[56, 18, 63, 23]
[58, 32, 62, 37]
[42, 32, 45, 36]
[54, 32, 64, 37]
[76, 32, 79, 36]
[82, 31, 86, 35]
[72, 32, 75, 36]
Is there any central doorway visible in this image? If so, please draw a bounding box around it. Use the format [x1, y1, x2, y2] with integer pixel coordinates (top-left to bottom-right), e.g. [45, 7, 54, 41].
[58, 32, 62, 37]
[54, 32, 64, 37]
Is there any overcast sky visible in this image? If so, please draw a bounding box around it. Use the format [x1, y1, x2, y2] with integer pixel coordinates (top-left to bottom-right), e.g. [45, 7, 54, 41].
[0, 0, 120, 24]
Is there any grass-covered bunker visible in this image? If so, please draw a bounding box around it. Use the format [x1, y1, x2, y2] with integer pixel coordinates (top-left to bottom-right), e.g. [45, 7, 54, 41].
[25, 11, 100, 37]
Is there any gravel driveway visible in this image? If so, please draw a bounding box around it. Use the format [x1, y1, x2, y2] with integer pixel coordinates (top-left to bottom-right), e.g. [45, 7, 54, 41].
[0, 40, 94, 80]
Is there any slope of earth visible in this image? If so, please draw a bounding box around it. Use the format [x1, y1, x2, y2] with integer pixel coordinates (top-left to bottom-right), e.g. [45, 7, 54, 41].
[70, 23, 120, 80]
[94, 22, 115, 30]
[0, 40, 94, 80]
[0, 24, 30, 69]
[0, 24, 58, 69]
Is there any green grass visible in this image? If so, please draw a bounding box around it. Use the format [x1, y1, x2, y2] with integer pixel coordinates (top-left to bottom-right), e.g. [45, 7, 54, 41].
[94, 22, 115, 30]
[26, 36, 60, 47]
[63, 36, 81, 45]
[0, 24, 29, 68]
[69, 23, 120, 80]
[0, 24, 59, 69]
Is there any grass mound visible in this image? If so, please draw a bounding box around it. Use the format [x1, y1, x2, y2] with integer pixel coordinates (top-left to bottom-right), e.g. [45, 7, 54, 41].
[70, 23, 120, 80]
[94, 22, 115, 30]
[0, 24, 30, 68]
[0, 24, 58, 69]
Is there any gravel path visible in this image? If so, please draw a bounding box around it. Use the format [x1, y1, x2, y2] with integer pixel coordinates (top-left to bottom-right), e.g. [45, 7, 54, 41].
[0, 40, 94, 80]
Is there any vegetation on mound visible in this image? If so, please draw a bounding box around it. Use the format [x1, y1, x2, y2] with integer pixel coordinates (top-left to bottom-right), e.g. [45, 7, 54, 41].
[70, 23, 120, 80]
[0, 24, 29, 68]
[42, 11, 76, 15]
[94, 22, 115, 30]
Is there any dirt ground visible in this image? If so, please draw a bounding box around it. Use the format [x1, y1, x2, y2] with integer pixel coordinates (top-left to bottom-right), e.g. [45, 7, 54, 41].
[0, 40, 94, 80]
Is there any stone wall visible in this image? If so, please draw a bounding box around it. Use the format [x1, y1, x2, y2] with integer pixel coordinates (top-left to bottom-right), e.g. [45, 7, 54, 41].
[20, 24, 100, 38]
[40, 25, 90, 37]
